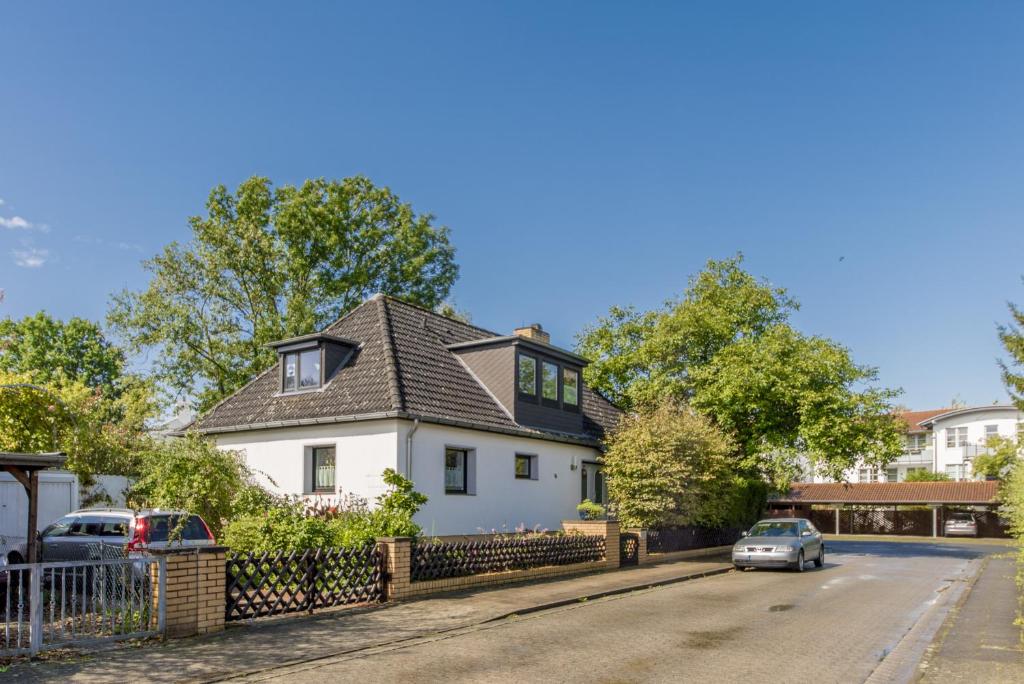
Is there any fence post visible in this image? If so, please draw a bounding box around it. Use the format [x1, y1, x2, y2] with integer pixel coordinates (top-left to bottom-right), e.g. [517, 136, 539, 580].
[561, 520, 620, 569]
[304, 550, 317, 614]
[628, 529, 649, 565]
[377, 537, 412, 601]
[156, 556, 166, 636]
[28, 564, 42, 655]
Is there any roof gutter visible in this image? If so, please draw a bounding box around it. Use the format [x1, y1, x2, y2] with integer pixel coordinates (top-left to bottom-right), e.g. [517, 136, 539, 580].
[180, 410, 605, 449]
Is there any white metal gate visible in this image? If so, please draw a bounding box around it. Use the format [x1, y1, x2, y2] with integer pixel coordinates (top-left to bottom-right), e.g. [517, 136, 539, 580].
[1, 556, 165, 656]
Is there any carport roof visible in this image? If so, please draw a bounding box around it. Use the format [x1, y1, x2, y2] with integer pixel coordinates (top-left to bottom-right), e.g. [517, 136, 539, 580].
[773, 481, 1000, 505]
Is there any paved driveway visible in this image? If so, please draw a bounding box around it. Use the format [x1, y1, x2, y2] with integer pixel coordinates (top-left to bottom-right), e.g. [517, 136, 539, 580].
[242, 540, 1000, 683]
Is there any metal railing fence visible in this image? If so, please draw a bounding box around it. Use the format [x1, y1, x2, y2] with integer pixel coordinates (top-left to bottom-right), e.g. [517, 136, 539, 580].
[1, 556, 165, 656]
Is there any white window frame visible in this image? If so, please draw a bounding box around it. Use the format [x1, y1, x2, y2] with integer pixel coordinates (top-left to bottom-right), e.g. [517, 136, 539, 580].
[946, 427, 968, 448]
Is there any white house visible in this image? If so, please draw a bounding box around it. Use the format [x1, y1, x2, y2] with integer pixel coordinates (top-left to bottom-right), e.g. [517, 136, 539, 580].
[808, 405, 1023, 483]
[190, 294, 622, 534]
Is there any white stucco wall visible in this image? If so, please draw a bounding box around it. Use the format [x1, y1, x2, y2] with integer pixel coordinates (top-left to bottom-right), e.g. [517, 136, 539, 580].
[213, 420, 402, 506]
[212, 418, 602, 535]
[930, 407, 1023, 477]
[400, 422, 601, 535]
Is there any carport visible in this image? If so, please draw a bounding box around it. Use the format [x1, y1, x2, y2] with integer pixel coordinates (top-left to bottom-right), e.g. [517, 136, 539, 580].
[1, 452, 67, 562]
[767, 481, 1006, 538]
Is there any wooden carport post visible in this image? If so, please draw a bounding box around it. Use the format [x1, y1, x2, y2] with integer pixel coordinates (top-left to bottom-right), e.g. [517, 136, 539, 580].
[0, 452, 67, 562]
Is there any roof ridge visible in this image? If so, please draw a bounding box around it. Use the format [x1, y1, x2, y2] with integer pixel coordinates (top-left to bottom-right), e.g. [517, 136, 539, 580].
[376, 296, 405, 412]
[371, 293, 502, 339]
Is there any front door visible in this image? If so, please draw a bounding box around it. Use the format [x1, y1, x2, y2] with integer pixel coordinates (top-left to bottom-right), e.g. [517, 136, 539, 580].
[581, 463, 606, 504]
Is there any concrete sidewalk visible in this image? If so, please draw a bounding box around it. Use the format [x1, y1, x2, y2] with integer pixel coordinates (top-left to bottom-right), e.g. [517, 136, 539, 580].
[918, 553, 1024, 682]
[5, 553, 732, 683]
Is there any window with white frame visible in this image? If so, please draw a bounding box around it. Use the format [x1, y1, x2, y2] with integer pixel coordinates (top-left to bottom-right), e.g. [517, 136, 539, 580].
[857, 467, 876, 483]
[984, 424, 999, 443]
[906, 433, 927, 452]
[885, 467, 899, 483]
[946, 427, 968, 448]
[945, 463, 966, 481]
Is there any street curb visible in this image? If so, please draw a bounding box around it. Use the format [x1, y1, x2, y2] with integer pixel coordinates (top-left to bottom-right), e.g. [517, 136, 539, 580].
[203, 563, 734, 682]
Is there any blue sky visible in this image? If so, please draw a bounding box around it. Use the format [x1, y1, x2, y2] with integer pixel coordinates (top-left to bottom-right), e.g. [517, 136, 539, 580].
[2, 3, 1022, 409]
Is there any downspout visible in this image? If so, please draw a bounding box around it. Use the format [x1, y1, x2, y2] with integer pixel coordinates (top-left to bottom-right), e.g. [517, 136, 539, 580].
[405, 418, 420, 480]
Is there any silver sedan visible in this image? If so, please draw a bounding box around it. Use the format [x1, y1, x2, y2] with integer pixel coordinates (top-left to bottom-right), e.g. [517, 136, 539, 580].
[732, 518, 825, 572]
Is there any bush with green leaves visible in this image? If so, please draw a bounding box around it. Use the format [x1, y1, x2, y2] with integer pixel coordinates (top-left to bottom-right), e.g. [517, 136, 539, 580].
[903, 469, 950, 482]
[973, 435, 1021, 479]
[576, 499, 606, 520]
[127, 432, 260, 537]
[221, 468, 427, 552]
[602, 399, 764, 529]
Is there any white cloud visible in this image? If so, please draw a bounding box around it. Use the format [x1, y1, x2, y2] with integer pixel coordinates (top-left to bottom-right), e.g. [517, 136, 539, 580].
[0, 216, 32, 230]
[12, 247, 49, 268]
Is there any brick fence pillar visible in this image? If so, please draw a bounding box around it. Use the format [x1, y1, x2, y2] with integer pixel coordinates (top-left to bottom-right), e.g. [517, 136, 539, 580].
[627, 528, 649, 565]
[149, 546, 228, 639]
[377, 537, 412, 601]
[561, 519, 620, 569]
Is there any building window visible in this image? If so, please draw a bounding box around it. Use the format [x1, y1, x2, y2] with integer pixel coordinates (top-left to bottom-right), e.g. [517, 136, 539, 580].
[518, 354, 537, 399]
[946, 464, 966, 481]
[885, 467, 898, 483]
[312, 446, 335, 493]
[562, 368, 579, 411]
[984, 424, 999, 443]
[515, 454, 534, 479]
[857, 467, 876, 483]
[283, 348, 322, 393]
[541, 361, 559, 406]
[445, 448, 468, 494]
[946, 427, 968, 448]
[906, 433, 927, 453]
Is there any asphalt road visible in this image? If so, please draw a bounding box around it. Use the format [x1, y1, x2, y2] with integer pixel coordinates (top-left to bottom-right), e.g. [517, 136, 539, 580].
[245, 540, 1003, 683]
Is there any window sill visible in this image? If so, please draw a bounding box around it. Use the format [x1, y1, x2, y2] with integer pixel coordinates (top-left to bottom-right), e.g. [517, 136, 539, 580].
[444, 490, 472, 496]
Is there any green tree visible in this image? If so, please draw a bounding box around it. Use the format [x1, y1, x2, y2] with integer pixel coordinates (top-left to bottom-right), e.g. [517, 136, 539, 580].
[127, 433, 260, 537]
[0, 370, 157, 482]
[972, 435, 1021, 479]
[109, 175, 459, 410]
[998, 282, 1024, 409]
[0, 312, 126, 394]
[577, 255, 903, 483]
[903, 469, 950, 482]
[601, 400, 761, 528]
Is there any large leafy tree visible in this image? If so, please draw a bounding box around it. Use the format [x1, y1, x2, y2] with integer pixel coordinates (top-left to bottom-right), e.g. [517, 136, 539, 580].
[602, 400, 764, 528]
[0, 312, 126, 394]
[998, 281, 1024, 409]
[0, 370, 156, 482]
[109, 175, 459, 409]
[578, 255, 903, 484]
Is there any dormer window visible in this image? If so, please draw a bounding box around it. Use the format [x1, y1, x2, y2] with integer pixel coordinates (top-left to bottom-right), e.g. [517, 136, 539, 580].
[518, 354, 537, 400]
[283, 349, 322, 392]
[270, 332, 360, 395]
[541, 361, 559, 407]
[563, 368, 579, 411]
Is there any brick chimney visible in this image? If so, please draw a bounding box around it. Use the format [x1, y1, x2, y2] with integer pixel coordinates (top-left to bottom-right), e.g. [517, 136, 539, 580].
[513, 323, 550, 345]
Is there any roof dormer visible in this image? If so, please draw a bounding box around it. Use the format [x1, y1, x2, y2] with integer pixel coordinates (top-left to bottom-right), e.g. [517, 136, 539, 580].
[269, 333, 359, 394]
[448, 323, 587, 434]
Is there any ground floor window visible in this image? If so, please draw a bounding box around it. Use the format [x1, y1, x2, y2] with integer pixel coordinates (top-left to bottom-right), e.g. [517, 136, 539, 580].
[312, 446, 336, 493]
[445, 448, 468, 493]
[945, 463, 967, 481]
[515, 453, 534, 479]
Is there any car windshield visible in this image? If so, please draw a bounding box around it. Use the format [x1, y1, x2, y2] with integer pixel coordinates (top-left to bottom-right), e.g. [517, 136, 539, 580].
[747, 522, 799, 537]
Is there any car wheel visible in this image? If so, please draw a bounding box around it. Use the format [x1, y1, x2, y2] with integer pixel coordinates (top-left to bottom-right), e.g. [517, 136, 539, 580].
[814, 546, 824, 568]
[794, 550, 805, 572]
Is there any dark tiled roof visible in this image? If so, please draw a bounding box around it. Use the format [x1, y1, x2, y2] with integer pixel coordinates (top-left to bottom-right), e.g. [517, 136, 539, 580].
[194, 295, 622, 445]
[773, 481, 1000, 505]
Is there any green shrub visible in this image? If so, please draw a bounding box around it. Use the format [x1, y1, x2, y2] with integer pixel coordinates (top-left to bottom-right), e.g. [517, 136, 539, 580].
[221, 468, 427, 552]
[903, 470, 950, 482]
[576, 499, 606, 520]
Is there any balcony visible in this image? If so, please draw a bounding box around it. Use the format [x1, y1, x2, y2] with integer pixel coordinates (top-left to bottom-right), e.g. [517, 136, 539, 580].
[892, 448, 933, 466]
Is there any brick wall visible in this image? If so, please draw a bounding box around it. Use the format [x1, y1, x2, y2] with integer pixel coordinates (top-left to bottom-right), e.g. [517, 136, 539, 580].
[150, 547, 228, 638]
